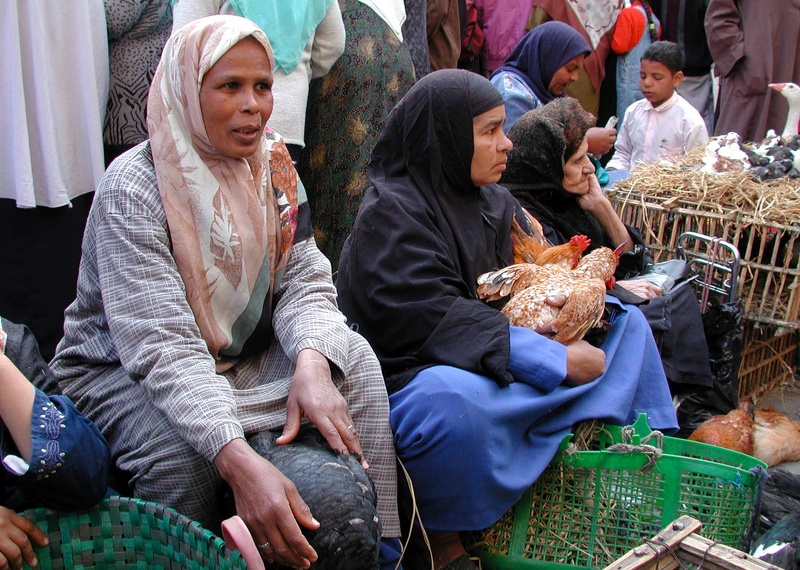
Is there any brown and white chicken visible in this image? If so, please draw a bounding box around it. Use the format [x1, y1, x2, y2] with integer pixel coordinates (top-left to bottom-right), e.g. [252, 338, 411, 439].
[753, 407, 800, 468]
[476, 246, 619, 345]
[688, 401, 756, 456]
[688, 402, 800, 467]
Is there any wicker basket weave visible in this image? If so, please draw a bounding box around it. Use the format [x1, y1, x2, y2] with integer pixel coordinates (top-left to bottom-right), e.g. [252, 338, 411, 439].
[20, 496, 246, 570]
[608, 191, 800, 329]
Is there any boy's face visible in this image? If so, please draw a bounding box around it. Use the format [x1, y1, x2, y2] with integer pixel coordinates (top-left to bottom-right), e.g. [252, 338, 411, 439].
[639, 59, 683, 108]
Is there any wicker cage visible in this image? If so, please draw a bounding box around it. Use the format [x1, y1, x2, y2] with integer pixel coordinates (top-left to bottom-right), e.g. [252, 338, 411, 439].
[20, 496, 246, 570]
[738, 322, 799, 402]
[605, 189, 800, 401]
[608, 190, 800, 329]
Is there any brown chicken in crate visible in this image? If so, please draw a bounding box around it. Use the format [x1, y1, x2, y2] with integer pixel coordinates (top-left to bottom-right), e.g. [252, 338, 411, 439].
[688, 401, 800, 467]
[477, 246, 619, 345]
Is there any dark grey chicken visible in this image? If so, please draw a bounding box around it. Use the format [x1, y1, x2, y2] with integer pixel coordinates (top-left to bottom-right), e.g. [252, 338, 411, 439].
[247, 428, 381, 570]
[760, 469, 800, 532]
[751, 513, 800, 570]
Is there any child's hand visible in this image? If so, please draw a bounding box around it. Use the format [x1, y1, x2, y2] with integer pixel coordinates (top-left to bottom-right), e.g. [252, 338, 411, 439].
[0, 506, 48, 569]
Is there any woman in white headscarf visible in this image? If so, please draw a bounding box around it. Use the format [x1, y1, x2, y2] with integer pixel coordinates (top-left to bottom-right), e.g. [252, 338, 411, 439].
[51, 15, 400, 569]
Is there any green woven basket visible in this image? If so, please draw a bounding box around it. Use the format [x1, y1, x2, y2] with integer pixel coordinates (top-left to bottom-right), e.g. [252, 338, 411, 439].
[472, 414, 767, 570]
[21, 496, 247, 570]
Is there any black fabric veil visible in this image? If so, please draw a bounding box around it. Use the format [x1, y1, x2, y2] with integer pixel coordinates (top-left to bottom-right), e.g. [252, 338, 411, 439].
[502, 99, 650, 279]
[368, 68, 509, 292]
[336, 69, 528, 393]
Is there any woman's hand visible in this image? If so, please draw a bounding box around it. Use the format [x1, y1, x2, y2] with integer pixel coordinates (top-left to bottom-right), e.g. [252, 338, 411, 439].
[563, 340, 606, 386]
[531, 295, 566, 335]
[0, 505, 48, 570]
[577, 175, 635, 254]
[586, 126, 616, 156]
[576, 174, 609, 215]
[277, 349, 366, 469]
[215, 439, 319, 568]
[617, 279, 663, 300]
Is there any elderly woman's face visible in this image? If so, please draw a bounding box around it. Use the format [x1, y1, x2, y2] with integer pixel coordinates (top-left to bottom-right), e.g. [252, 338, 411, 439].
[199, 37, 273, 159]
[471, 105, 513, 186]
[562, 138, 595, 195]
[548, 54, 585, 96]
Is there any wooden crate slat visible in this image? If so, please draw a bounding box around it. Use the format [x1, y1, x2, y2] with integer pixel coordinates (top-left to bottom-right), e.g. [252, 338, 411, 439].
[604, 516, 782, 570]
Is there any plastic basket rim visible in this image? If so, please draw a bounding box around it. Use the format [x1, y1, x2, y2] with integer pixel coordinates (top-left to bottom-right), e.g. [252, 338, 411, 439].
[20, 496, 246, 570]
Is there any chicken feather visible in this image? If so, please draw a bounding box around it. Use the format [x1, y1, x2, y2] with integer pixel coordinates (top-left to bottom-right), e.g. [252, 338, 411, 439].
[535, 235, 591, 269]
[753, 407, 800, 468]
[688, 403, 800, 467]
[688, 401, 755, 456]
[509, 215, 590, 268]
[477, 245, 618, 345]
[503, 276, 607, 344]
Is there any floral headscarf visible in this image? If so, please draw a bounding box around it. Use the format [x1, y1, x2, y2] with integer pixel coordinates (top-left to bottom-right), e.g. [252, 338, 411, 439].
[147, 15, 302, 366]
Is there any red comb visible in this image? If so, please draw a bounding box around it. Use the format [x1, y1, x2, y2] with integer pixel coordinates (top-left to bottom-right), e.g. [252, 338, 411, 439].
[569, 235, 591, 251]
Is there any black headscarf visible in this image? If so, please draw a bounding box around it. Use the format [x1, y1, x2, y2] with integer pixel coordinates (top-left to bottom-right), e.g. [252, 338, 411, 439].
[502, 98, 650, 279]
[502, 98, 610, 249]
[337, 69, 528, 393]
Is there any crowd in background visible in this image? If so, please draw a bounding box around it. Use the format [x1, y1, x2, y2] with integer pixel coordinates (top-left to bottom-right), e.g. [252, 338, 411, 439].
[0, 0, 800, 568]
[1, 0, 798, 358]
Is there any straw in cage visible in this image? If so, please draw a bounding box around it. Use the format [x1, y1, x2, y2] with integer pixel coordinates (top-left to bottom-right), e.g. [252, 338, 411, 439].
[606, 146, 800, 227]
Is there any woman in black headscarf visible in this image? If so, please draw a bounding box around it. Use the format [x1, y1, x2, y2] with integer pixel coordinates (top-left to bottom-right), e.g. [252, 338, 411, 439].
[503, 98, 653, 285]
[335, 69, 677, 569]
[502, 97, 713, 402]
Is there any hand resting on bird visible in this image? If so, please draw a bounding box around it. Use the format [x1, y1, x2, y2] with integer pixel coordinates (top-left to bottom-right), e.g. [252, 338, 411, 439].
[214, 349, 364, 569]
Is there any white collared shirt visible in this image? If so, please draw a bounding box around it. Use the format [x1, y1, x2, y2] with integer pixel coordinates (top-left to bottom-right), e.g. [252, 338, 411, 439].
[607, 91, 709, 171]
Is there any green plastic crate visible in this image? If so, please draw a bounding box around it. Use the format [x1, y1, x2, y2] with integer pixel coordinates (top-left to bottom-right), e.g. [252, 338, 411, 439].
[473, 414, 767, 570]
[21, 496, 246, 570]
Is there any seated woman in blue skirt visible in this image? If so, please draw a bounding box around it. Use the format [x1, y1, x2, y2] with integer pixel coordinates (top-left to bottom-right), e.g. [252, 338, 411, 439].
[335, 69, 678, 570]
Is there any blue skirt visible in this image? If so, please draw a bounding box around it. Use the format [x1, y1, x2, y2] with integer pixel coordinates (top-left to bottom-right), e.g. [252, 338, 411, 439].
[389, 298, 678, 531]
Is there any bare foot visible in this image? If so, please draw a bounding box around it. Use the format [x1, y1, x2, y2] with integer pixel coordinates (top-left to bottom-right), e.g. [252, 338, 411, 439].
[428, 531, 468, 569]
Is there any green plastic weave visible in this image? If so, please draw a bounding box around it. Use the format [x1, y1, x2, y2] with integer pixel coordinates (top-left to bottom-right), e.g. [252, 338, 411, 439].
[474, 414, 767, 570]
[21, 496, 247, 570]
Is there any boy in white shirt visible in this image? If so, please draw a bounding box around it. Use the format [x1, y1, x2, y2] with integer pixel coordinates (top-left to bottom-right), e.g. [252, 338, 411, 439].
[606, 41, 708, 172]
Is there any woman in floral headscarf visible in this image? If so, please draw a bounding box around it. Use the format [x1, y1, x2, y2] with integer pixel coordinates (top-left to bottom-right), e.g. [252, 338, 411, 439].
[51, 15, 400, 569]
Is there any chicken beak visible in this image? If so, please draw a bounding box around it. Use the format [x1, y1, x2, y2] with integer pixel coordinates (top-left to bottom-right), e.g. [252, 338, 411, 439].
[768, 83, 787, 93]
